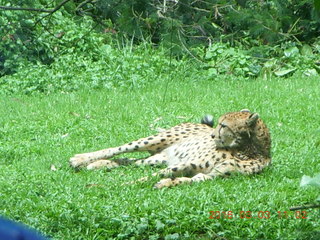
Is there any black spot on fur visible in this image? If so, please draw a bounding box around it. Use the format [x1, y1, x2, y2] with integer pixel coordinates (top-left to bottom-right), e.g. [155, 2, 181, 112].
[216, 158, 220, 161]
[134, 145, 139, 150]
[222, 153, 226, 159]
[161, 139, 166, 142]
[167, 134, 172, 137]
[224, 172, 231, 176]
[191, 163, 197, 169]
[128, 142, 133, 145]
[148, 137, 154, 140]
[205, 161, 210, 168]
[144, 141, 149, 145]
[172, 167, 178, 172]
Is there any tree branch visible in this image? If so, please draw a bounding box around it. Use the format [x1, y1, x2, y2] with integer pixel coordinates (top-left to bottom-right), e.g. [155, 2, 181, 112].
[0, 0, 72, 14]
[0, 6, 52, 13]
[290, 204, 320, 211]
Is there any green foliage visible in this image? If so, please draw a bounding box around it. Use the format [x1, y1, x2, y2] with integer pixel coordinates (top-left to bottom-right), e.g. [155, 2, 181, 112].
[0, 1, 56, 75]
[87, 0, 320, 46]
[1, 0, 320, 77]
[201, 40, 320, 79]
[203, 43, 261, 77]
[1, 40, 319, 95]
[0, 44, 180, 94]
[260, 41, 320, 78]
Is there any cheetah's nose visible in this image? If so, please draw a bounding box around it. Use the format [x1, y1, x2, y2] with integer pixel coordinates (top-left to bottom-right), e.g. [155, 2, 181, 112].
[211, 133, 215, 139]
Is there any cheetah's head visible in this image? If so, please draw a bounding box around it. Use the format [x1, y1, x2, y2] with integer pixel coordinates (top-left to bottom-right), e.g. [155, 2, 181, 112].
[212, 110, 260, 149]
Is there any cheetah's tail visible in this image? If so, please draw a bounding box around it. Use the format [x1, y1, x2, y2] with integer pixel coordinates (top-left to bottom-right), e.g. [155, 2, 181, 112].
[201, 115, 214, 127]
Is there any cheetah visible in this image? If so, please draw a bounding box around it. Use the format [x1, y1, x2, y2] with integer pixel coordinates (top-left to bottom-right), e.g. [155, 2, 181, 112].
[69, 110, 271, 188]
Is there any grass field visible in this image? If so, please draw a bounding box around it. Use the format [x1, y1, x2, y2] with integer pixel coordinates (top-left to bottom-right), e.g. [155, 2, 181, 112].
[0, 75, 319, 239]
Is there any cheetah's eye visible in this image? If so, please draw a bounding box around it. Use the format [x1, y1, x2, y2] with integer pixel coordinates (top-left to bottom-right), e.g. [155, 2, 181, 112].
[220, 123, 227, 128]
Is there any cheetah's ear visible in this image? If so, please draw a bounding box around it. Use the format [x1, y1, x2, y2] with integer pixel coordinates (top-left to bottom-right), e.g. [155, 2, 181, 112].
[240, 109, 251, 113]
[246, 113, 259, 126]
[201, 115, 214, 127]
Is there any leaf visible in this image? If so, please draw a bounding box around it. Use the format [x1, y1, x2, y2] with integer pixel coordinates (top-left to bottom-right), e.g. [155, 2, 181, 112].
[155, 220, 165, 231]
[300, 173, 320, 188]
[165, 233, 180, 240]
[274, 68, 296, 76]
[61, 133, 69, 138]
[137, 223, 148, 233]
[284, 47, 299, 57]
[303, 69, 318, 76]
[263, 59, 277, 68]
[50, 164, 57, 171]
[69, 112, 80, 117]
[300, 44, 313, 56]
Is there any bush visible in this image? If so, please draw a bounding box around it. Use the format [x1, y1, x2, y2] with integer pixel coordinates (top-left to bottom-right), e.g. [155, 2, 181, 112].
[0, 44, 183, 94]
[1, 0, 320, 77]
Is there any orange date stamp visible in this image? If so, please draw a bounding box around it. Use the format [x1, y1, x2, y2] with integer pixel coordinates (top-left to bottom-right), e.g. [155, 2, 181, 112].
[208, 210, 317, 219]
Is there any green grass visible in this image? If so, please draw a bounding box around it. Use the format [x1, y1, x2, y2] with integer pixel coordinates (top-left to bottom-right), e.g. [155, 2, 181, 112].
[0, 75, 319, 239]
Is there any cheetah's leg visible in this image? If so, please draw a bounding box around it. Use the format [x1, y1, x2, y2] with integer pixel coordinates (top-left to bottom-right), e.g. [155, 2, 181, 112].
[134, 162, 197, 183]
[208, 159, 269, 177]
[70, 134, 174, 168]
[86, 152, 169, 170]
[154, 173, 213, 189]
[134, 152, 169, 166]
[86, 158, 132, 170]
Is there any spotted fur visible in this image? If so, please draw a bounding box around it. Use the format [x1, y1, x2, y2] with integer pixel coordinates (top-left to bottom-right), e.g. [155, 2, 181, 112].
[70, 110, 271, 188]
